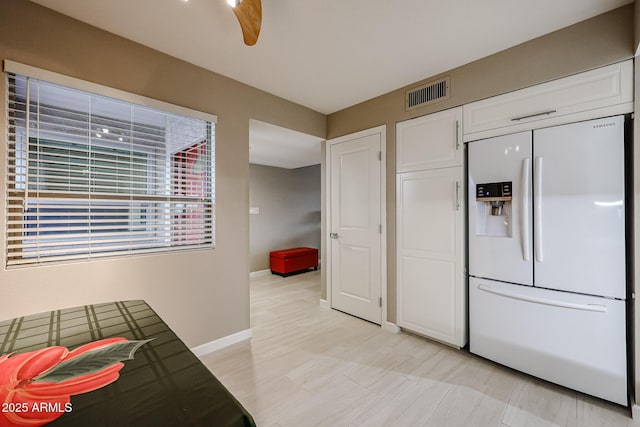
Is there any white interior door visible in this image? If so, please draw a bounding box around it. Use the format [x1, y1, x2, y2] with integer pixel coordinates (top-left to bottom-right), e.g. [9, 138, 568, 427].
[329, 130, 382, 324]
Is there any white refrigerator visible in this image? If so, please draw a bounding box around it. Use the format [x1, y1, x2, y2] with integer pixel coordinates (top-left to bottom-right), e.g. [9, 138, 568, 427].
[468, 115, 628, 405]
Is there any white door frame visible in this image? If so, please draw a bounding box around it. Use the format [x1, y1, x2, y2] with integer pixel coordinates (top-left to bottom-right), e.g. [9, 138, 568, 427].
[325, 125, 396, 332]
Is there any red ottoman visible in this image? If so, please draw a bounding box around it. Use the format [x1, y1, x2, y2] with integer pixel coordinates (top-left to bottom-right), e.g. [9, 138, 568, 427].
[270, 247, 318, 277]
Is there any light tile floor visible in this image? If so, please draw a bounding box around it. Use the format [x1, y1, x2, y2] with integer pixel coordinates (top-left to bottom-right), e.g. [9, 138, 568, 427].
[200, 270, 634, 426]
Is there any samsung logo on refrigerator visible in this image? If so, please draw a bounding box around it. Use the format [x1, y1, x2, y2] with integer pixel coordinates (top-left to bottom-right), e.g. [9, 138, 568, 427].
[593, 122, 616, 129]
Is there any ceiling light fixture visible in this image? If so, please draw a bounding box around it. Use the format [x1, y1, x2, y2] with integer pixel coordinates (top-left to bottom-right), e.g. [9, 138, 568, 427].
[227, 0, 262, 46]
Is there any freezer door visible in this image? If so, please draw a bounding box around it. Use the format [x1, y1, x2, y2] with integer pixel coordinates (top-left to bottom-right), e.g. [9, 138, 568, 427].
[468, 131, 533, 285]
[469, 277, 627, 405]
[533, 116, 625, 299]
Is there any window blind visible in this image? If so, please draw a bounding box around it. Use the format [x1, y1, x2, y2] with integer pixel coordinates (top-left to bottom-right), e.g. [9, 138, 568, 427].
[6, 73, 215, 267]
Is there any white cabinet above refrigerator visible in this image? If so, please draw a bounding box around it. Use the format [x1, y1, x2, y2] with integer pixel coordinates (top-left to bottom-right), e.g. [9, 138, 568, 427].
[462, 60, 632, 141]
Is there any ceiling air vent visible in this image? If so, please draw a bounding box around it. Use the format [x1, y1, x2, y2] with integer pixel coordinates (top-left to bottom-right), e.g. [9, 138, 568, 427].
[405, 77, 450, 111]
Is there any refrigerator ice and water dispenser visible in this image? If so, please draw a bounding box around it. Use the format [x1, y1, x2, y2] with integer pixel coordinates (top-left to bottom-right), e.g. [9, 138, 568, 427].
[475, 181, 512, 238]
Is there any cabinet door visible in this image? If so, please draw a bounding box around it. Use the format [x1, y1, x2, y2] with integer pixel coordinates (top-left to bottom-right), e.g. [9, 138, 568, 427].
[396, 167, 466, 347]
[462, 60, 632, 141]
[396, 107, 462, 173]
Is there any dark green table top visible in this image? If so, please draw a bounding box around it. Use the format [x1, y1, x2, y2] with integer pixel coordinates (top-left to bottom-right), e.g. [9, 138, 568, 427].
[0, 300, 255, 427]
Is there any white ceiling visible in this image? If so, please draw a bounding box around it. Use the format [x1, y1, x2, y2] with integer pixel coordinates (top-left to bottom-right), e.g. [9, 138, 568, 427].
[28, 0, 632, 168]
[30, 0, 631, 115]
[249, 120, 323, 169]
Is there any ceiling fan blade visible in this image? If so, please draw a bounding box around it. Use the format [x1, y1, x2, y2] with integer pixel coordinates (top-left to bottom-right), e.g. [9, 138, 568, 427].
[232, 0, 262, 46]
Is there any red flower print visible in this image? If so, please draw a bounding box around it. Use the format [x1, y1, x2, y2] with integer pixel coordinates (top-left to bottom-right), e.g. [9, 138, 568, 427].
[0, 338, 150, 427]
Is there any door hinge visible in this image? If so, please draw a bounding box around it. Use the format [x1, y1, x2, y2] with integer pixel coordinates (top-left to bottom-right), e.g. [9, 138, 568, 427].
[379, 224, 382, 234]
[378, 151, 382, 161]
[379, 297, 382, 307]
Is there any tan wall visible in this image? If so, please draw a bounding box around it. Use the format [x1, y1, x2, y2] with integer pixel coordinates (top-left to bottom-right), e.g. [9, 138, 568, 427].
[326, 4, 635, 323]
[0, 0, 326, 348]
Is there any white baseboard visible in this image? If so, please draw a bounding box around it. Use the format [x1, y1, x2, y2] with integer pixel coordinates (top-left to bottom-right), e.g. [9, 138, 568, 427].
[383, 321, 401, 333]
[190, 328, 252, 357]
[631, 404, 640, 423]
[319, 298, 329, 309]
[249, 269, 271, 278]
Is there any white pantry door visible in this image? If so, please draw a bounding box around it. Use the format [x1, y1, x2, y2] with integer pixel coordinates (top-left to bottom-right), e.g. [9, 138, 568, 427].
[329, 128, 383, 324]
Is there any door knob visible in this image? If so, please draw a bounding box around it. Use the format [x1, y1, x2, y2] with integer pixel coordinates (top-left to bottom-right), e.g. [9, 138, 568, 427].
[330, 232, 340, 239]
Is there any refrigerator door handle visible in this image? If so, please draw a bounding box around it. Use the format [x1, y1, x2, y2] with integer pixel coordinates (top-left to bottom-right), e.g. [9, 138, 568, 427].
[520, 158, 531, 261]
[477, 284, 607, 313]
[534, 156, 544, 262]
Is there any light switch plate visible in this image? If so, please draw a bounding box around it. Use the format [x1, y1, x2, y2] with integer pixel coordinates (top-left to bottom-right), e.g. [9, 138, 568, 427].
[249, 207, 260, 215]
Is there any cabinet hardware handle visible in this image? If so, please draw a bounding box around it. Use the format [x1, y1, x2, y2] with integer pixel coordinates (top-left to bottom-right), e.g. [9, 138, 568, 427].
[455, 120, 460, 150]
[510, 109, 557, 122]
[455, 181, 461, 211]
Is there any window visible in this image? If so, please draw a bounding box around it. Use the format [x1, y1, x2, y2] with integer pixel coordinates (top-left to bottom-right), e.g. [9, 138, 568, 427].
[6, 68, 215, 267]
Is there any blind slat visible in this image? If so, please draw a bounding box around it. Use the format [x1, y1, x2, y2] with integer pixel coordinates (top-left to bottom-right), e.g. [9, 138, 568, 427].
[6, 72, 215, 267]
